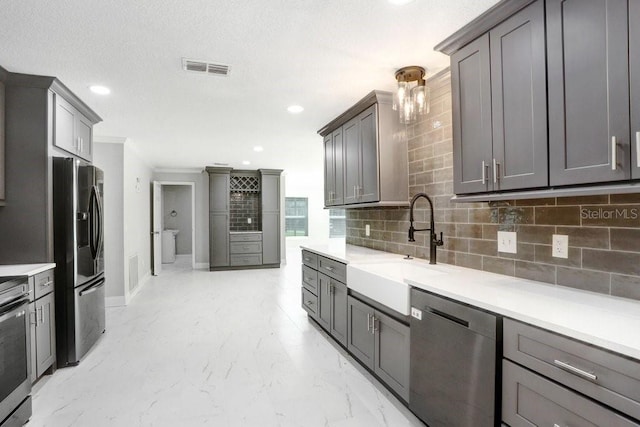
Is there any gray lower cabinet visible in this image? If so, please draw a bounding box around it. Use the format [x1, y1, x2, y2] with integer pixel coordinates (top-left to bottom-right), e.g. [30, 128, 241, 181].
[317, 272, 347, 347]
[452, 0, 547, 194]
[502, 360, 638, 427]
[260, 169, 282, 266]
[347, 295, 410, 402]
[29, 270, 56, 383]
[209, 212, 229, 267]
[547, 0, 630, 185]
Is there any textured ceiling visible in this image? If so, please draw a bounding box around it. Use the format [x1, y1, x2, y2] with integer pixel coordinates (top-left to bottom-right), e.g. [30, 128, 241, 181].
[0, 0, 499, 174]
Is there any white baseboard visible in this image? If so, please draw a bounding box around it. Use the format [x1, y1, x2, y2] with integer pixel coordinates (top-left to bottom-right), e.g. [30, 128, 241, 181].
[106, 296, 127, 307]
[127, 271, 151, 303]
[195, 262, 209, 270]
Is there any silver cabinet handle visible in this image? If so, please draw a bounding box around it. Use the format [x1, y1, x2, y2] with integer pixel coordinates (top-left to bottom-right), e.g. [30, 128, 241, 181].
[481, 160, 486, 185]
[367, 313, 371, 332]
[636, 131, 640, 168]
[324, 266, 335, 272]
[303, 257, 311, 262]
[305, 300, 314, 306]
[353, 185, 357, 198]
[553, 359, 597, 381]
[30, 309, 38, 326]
[40, 280, 53, 288]
[612, 136, 618, 171]
[492, 158, 498, 183]
[371, 316, 378, 334]
[38, 306, 44, 324]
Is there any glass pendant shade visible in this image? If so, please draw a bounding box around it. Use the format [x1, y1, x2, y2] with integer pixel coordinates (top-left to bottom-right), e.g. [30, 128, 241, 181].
[394, 66, 430, 124]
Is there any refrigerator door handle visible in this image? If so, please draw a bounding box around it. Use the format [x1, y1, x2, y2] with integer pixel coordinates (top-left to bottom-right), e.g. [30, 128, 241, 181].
[89, 186, 98, 259]
[93, 185, 102, 258]
[79, 279, 105, 297]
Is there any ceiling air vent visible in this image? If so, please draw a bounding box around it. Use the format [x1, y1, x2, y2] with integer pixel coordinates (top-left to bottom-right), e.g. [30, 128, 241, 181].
[182, 58, 231, 76]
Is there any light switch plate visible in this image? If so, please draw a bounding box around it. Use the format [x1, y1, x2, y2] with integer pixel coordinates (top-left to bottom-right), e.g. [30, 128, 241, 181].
[365, 224, 370, 236]
[552, 234, 569, 258]
[411, 307, 422, 320]
[497, 231, 517, 254]
[247, 218, 252, 224]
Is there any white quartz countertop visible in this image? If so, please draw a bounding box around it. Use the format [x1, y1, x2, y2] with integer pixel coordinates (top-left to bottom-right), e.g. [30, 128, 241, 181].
[0, 263, 56, 277]
[301, 242, 640, 361]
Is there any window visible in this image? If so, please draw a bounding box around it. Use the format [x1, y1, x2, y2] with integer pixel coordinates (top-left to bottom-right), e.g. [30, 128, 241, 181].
[329, 208, 346, 238]
[285, 197, 308, 237]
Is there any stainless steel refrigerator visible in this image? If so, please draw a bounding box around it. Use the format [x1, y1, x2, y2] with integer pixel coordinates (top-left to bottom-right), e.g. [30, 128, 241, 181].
[53, 157, 106, 367]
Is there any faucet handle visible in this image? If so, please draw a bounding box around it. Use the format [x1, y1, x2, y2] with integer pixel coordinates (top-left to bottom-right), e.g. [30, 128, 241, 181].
[436, 232, 444, 246]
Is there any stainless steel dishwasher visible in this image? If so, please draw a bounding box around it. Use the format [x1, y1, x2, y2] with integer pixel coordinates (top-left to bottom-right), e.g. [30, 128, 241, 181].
[409, 288, 500, 427]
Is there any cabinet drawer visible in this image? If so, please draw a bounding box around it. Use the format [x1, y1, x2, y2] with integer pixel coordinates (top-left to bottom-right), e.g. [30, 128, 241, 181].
[302, 265, 318, 294]
[317, 256, 346, 283]
[230, 242, 262, 254]
[301, 288, 318, 318]
[229, 233, 262, 242]
[301, 250, 318, 269]
[504, 318, 640, 420]
[502, 360, 638, 427]
[33, 269, 54, 300]
[230, 254, 262, 266]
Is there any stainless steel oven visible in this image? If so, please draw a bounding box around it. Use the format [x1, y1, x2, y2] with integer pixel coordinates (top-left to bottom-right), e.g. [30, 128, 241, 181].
[0, 277, 32, 427]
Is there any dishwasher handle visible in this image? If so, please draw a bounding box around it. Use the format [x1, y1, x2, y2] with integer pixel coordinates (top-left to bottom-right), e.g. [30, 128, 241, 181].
[426, 307, 470, 328]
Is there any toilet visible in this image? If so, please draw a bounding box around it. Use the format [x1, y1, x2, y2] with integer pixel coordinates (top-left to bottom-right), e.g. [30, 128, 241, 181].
[161, 229, 179, 263]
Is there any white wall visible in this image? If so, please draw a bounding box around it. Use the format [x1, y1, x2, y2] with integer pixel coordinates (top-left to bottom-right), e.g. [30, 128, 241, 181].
[124, 143, 153, 299]
[93, 142, 125, 300]
[162, 185, 192, 254]
[153, 170, 209, 267]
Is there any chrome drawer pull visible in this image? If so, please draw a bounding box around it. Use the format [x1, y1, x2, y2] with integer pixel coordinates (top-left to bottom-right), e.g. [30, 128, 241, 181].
[636, 131, 640, 168]
[367, 313, 371, 332]
[481, 160, 486, 185]
[40, 280, 53, 288]
[304, 257, 311, 262]
[324, 266, 335, 272]
[553, 359, 597, 381]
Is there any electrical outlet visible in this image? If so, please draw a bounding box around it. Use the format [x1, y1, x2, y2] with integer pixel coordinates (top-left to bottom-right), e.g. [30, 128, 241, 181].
[247, 218, 252, 224]
[365, 224, 370, 236]
[411, 307, 422, 320]
[552, 234, 569, 258]
[497, 231, 517, 254]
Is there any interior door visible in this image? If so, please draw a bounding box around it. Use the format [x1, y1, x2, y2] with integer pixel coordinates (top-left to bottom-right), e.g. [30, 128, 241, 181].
[152, 181, 162, 275]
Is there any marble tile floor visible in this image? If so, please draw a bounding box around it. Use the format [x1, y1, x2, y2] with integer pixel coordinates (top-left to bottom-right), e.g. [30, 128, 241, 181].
[29, 249, 424, 427]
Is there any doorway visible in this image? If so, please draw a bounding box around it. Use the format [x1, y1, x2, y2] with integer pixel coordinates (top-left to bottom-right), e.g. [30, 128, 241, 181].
[151, 181, 196, 275]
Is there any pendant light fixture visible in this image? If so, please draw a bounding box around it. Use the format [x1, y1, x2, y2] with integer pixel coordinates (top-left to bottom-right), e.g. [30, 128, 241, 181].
[393, 66, 430, 124]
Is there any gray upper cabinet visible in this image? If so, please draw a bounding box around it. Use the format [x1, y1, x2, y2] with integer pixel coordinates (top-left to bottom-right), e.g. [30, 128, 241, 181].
[490, 0, 547, 190]
[452, 0, 547, 195]
[451, 34, 493, 194]
[630, 0, 640, 179]
[324, 129, 344, 206]
[53, 92, 95, 162]
[548, 0, 630, 185]
[318, 91, 408, 208]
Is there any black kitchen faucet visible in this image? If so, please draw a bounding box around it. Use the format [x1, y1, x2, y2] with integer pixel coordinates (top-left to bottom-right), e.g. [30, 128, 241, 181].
[408, 193, 444, 264]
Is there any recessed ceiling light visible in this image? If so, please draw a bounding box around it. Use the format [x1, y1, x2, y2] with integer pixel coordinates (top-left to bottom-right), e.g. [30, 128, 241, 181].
[253, 146, 264, 152]
[242, 160, 251, 165]
[89, 85, 111, 95]
[287, 105, 304, 114]
[388, 0, 415, 5]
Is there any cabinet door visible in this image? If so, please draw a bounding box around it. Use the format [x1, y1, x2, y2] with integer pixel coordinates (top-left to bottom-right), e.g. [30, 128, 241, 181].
[209, 173, 229, 212]
[29, 302, 36, 383]
[323, 134, 335, 206]
[631, 0, 640, 179]
[0, 81, 5, 202]
[330, 280, 348, 347]
[490, 0, 547, 190]
[35, 292, 55, 378]
[261, 173, 280, 213]
[451, 34, 493, 194]
[76, 113, 93, 162]
[317, 273, 331, 331]
[209, 212, 229, 267]
[548, 0, 630, 185]
[358, 105, 379, 203]
[261, 213, 279, 265]
[343, 116, 360, 204]
[347, 296, 375, 370]
[374, 310, 410, 402]
[332, 129, 344, 205]
[54, 95, 77, 155]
